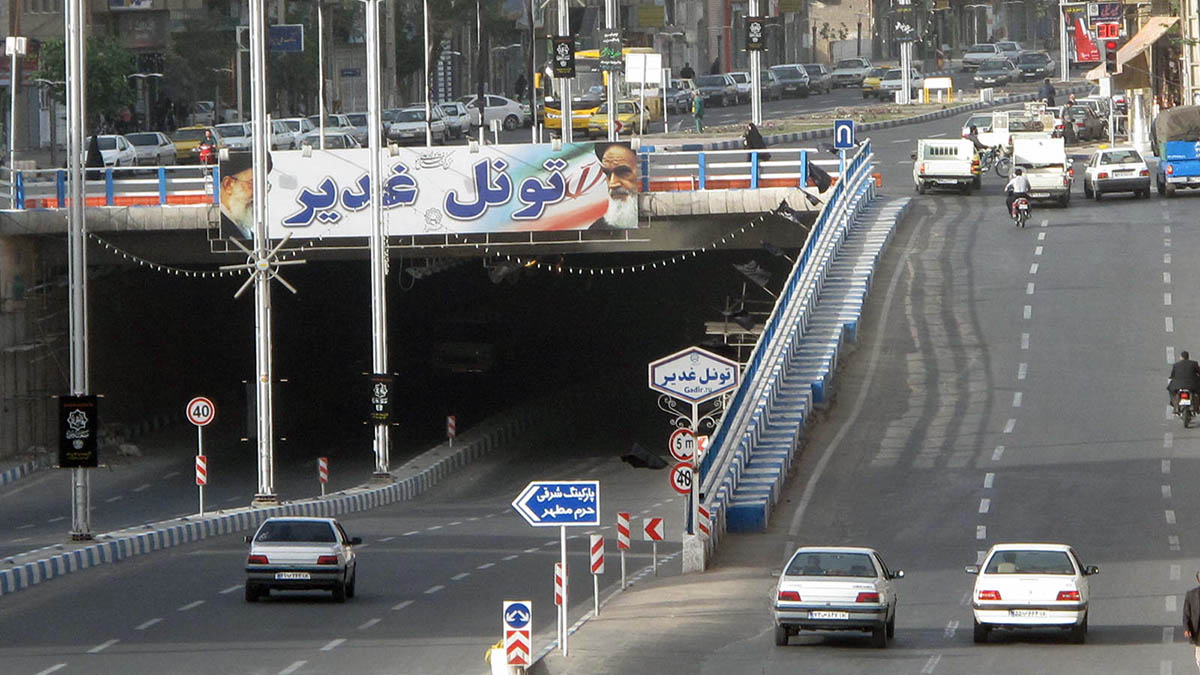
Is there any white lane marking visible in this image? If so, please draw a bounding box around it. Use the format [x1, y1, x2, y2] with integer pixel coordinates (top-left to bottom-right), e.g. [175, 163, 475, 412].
[984, 473, 995, 489]
[945, 619, 960, 638]
[477, 562, 495, 570]
[1039, 219, 1048, 227]
[135, 618, 162, 630]
[1166, 627, 1177, 644]
[449, 521, 463, 526]
[1026, 282, 1035, 295]
[544, 541, 557, 547]
[1017, 363, 1028, 380]
[485, 513, 497, 518]
[105, 496, 124, 503]
[524, 547, 540, 553]
[502, 554, 519, 561]
[132, 483, 151, 493]
[219, 584, 243, 594]
[1003, 419, 1016, 433]
[1013, 392, 1023, 408]
[976, 525, 986, 539]
[468, 517, 479, 522]
[979, 498, 991, 514]
[930, 132, 947, 137]
[1166, 225, 1172, 234]
[1167, 595, 1178, 612]
[1166, 238, 1172, 248]
[1165, 292, 1173, 306]
[1037, 232, 1046, 241]
[88, 639, 119, 653]
[1172, 564, 1182, 581]
[922, 655, 942, 674]
[1034, 245, 1044, 256]
[178, 600, 204, 611]
[358, 618, 381, 630]
[403, 531, 419, 536]
[1164, 485, 1173, 499]
[279, 662, 307, 675]
[1166, 253, 1172, 264]
[223, 496, 240, 503]
[9, 537, 29, 543]
[1166, 510, 1177, 525]
[1029, 263, 1039, 274]
[162, 471, 180, 479]
[1023, 305, 1032, 320]
[34, 666, 67, 675]
[424, 585, 444, 594]
[16, 523, 35, 530]
[1170, 535, 1181, 551]
[392, 600, 414, 611]
[379, 536, 395, 542]
[959, 590, 970, 606]
[1165, 435, 1174, 450]
[426, 525, 442, 531]
[320, 639, 346, 651]
[992, 446, 1005, 461]
[1021, 333, 1030, 350]
[1165, 272, 1172, 284]
[1168, 347, 1176, 365]
[1164, 459, 1172, 473]
[892, 138, 911, 143]
[47, 516, 65, 523]
[451, 573, 470, 581]
[976, 550, 987, 565]
[1167, 317, 1175, 333]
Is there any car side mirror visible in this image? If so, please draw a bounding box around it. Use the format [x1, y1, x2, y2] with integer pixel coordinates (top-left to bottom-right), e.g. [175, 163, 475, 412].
[910, 152, 917, 161]
[964, 565, 980, 575]
[892, 570, 905, 579]
[350, 537, 363, 546]
[1085, 565, 1099, 576]
[244, 535, 253, 544]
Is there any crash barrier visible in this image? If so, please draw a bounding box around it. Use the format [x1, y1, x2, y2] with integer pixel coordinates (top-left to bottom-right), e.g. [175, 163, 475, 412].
[0, 401, 547, 597]
[0, 451, 55, 487]
[1, 164, 218, 210]
[637, 147, 841, 193]
[697, 139, 889, 541]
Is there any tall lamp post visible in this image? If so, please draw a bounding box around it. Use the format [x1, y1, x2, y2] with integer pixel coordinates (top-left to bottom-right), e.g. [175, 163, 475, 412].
[33, 78, 65, 168]
[126, 73, 163, 131]
[210, 68, 234, 125]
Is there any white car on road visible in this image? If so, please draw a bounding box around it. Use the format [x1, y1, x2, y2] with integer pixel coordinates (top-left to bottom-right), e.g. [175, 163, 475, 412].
[774, 546, 904, 648]
[1082, 147, 1151, 200]
[459, 94, 525, 130]
[244, 516, 361, 602]
[125, 131, 176, 166]
[966, 543, 1097, 644]
[963, 43, 1003, 70]
[878, 68, 924, 99]
[89, 134, 138, 167]
[276, 117, 315, 149]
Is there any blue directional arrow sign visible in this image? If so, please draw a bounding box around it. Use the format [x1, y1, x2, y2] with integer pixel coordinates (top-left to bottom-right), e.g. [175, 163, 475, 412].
[504, 601, 531, 629]
[834, 119, 855, 150]
[512, 481, 601, 527]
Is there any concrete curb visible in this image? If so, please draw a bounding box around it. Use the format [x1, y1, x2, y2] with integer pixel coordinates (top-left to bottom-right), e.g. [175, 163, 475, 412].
[647, 83, 1092, 153]
[0, 453, 54, 487]
[0, 404, 546, 598]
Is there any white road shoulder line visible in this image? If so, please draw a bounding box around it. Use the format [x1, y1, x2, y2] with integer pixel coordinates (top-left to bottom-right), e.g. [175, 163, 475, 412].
[319, 638, 346, 651]
[34, 665, 66, 675]
[88, 639, 119, 653]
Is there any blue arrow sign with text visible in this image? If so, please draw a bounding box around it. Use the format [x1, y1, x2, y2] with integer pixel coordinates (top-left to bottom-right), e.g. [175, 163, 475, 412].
[512, 481, 601, 527]
[834, 119, 855, 150]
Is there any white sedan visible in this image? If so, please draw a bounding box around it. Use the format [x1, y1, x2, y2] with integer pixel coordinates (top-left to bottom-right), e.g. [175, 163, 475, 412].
[244, 516, 360, 602]
[1082, 147, 1152, 200]
[124, 131, 176, 166]
[966, 543, 1098, 643]
[459, 94, 525, 131]
[89, 134, 138, 167]
[387, 106, 448, 145]
[774, 546, 904, 648]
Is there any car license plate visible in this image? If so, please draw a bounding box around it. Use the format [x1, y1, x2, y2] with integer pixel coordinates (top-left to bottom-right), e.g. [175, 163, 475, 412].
[275, 572, 311, 580]
[809, 611, 850, 620]
[1030, 192, 1049, 198]
[937, 179, 958, 185]
[1189, 177, 1200, 184]
[1181, 399, 1192, 406]
[1010, 609, 1048, 618]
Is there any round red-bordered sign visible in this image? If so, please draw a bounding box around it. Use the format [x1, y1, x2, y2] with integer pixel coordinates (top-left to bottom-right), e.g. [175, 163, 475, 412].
[669, 461, 693, 495]
[668, 428, 696, 462]
[186, 397, 216, 427]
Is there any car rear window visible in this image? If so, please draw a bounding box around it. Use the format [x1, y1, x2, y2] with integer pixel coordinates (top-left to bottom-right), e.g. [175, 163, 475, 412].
[126, 133, 158, 145]
[968, 45, 996, 53]
[786, 552, 876, 577]
[1102, 150, 1142, 164]
[985, 550, 1074, 574]
[770, 66, 803, 79]
[836, 59, 862, 69]
[255, 520, 338, 543]
[697, 75, 727, 87]
[803, 65, 822, 76]
[173, 129, 207, 142]
[96, 137, 117, 150]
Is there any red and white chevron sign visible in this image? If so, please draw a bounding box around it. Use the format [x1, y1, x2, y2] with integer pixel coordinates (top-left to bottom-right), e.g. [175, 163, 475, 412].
[502, 600, 532, 667]
[506, 629, 531, 665]
[446, 415, 456, 440]
[554, 563, 565, 605]
[195, 455, 207, 486]
[644, 517, 664, 541]
[317, 457, 329, 484]
[697, 504, 711, 538]
[616, 512, 631, 550]
[590, 534, 605, 574]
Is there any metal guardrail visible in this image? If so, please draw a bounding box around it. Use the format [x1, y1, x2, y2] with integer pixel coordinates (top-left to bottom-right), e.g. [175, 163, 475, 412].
[698, 140, 874, 507]
[1, 165, 218, 210]
[638, 147, 841, 193]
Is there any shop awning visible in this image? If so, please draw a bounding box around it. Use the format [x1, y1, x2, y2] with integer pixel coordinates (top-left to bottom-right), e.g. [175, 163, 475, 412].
[1087, 16, 1179, 81]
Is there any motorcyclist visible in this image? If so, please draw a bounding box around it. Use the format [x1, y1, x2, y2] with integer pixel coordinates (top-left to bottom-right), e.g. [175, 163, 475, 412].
[1004, 167, 1031, 218]
[1168, 350, 1200, 408]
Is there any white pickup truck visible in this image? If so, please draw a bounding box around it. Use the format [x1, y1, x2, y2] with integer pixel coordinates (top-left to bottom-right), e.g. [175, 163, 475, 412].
[1012, 137, 1072, 206]
[912, 139, 980, 194]
[978, 108, 1053, 149]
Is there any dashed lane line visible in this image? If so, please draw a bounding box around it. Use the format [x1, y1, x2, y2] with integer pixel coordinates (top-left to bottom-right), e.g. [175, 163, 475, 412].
[976, 526, 986, 540]
[979, 499, 991, 514]
[1034, 245, 1043, 256]
[1026, 283, 1034, 295]
[358, 618, 381, 630]
[426, 525, 442, 531]
[378, 536, 395, 542]
[88, 639, 119, 654]
[1164, 459, 1173, 473]
[1003, 419, 1016, 433]
[1165, 272, 1172, 284]
[1168, 347, 1176, 365]
[1017, 363, 1027, 380]
[135, 618, 162, 630]
[132, 484, 151, 493]
[391, 600, 414, 611]
[477, 562, 495, 570]
[451, 573, 470, 581]
[1172, 564, 1182, 581]
[1164, 485, 1173, 499]
[1166, 253, 1172, 264]
[403, 531, 419, 537]
[219, 585, 242, 595]
[47, 516, 65, 523]
[921, 655, 942, 673]
[992, 446, 1004, 461]
[1167, 317, 1175, 333]
[1166, 595, 1177, 612]
[1021, 333, 1030, 350]
[105, 496, 124, 503]
[1166, 510, 1177, 525]
[279, 662, 306, 675]
[1165, 292, 1173, 306]
[1029, 263, 1038, 274]
[984, 473, 995, 489]
[16, 523, 34, 530]
[1012, 392, 1022, 408]
[1037, 232, 1046, 241]
[178, 600, 204, 611]
[1023, 305, 1032, 320]
[502, 554, 519, 561]
[1169, 535, 1181, 552]
[162, 472, 180, 480]
[319, 639, 346, 651]
[33, 665, 66, 675]
[424, 585, 444, 595]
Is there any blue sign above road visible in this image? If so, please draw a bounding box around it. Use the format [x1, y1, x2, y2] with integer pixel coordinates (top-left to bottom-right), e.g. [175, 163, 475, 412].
[512, 481, 601, 527]
[834, 119, 856, 150]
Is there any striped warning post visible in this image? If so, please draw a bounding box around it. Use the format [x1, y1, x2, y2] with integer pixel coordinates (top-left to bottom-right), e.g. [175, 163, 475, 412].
[554, 562, 565, 605]
[318, 457, 329, 484]
[590, 535, 604, 574]
[194, 455, 207, 486]
[447, 415, 457, 440]
[616, 512, 630, 550]
[505, 629, 530, 665]
[697, 504, 711, 538]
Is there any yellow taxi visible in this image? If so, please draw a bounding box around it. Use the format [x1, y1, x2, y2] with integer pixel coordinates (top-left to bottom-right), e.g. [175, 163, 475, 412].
[860, 67, 890, 100]
[544, 104, 596, 135]
[586, 101, 644, 138]
[170, 125, 223, 164]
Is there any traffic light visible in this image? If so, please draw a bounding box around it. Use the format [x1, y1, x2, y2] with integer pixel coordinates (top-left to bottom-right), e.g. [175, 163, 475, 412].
[1103, 38, 1119, 75]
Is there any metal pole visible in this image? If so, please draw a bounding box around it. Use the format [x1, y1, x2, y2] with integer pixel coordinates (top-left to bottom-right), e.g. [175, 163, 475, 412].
[620, 548, 626, 589]
[9, 48, 18, 180]
[529, 0, 538, 143]
[423, 0, 433, 147]
[197, 426, 204, 516]
[249, 0, 278, 504]
[318, 0, 325, 149]
[1059, 0, 1069, 85]
[606, 0, 616, 142]
[689, 403, 698, 536]
[560, 525, 568, 656]
[558, 0, 572, 144]
[750, 0, 762, 126]
[366, 0, 391, 480]
[593, 571, 599, 617]
[66, 0, 91, 540]
[237, 28, 246, 125]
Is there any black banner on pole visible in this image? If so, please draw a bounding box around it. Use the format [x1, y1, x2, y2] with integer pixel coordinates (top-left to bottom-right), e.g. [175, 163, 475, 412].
[59, 395, 99, 468]
[893, 4, 916, 41]
[552, 36, 576, 78]
[369, 374, 394, 425]
[746, 17, 766, 51]
[599, 31, 623, 72]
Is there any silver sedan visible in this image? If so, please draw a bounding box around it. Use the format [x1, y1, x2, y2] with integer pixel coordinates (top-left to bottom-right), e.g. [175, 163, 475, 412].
[244, 516, 360, 602]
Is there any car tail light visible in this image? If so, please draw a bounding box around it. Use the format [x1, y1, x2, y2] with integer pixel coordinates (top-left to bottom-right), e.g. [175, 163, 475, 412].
[1057, 590, 1081, 601]
[856, 592, 880, 603]
[1055, 124, 1063, 130]
[1182, 391, 1191, 401]
[978, 590, 1002, 601]
[1140, 169, 1150, 176]
[778, 591, 802, 601]
[1098, 172, 1108, 179]
[919, 163, 926, 174]
[317, 555, 339, 565]
[1068, 167, 1075, 178]
[247, 555, 269, 564]
[1167, 165, 1175, 175]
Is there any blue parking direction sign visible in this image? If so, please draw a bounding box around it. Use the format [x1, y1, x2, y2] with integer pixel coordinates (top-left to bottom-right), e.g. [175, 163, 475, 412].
[512, 481, 601, 527]
[834, 119, 856, 149]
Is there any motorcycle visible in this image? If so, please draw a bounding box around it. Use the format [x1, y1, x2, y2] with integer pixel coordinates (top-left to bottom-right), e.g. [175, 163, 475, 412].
[1178, 389, 1195, 428]
[1010, 196, 1030, 228]
[979, 146, 1013, 177]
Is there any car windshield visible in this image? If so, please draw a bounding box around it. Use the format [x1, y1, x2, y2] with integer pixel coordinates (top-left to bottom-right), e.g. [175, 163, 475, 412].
[803, 65, 822, 76]
[867, 67, 887, 77]
[965, 115, 992, 131]
[984, 550, 1075, 575]
[968, 45, 995, 53]
[217, 124, 247, 137]
[346, 114, 367, 126]
[998, 42, 1018, 50]
[785, 552, 877, 577]
[979, 61, 1010, 72]
[95, 137, 117, 150]
[254, 520, 337, 543]
[394, 110, 425, 123]
[125, 133, 159, 146]
[172, 129, 207, 142]
[770, 66, 803, 79]
[697, 75, 726, 87]
[1019, 53, 1048, 64]
[835, 59, 862, 69]
[883, 70, 902, 80]
[729, 73, 748, 83]
[1102, 150, 1142, 164]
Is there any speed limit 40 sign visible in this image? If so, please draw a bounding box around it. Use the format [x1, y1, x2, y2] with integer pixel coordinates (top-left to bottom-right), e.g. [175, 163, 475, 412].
[186, 397, 216, 427]
[669, 461, 693, 495]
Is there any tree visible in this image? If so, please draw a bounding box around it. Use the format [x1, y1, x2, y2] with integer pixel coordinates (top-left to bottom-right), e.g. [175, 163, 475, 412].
[33, 36, 136, 129]
[392, 0, 519, 102]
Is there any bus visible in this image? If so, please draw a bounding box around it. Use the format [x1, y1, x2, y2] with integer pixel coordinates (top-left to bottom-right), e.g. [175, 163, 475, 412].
[543, 46, 664, 134]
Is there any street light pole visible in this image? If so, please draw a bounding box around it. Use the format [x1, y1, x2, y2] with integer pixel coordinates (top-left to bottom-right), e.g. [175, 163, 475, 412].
[1059, 0, 1069, 83]
[318, 0, 326, 149]
[605, 0, 616, 142]
[365, 0, 391, 480]
[558, 0, 572, 144]
[5, 36, 27, 185]
[750, 0, 762, 126]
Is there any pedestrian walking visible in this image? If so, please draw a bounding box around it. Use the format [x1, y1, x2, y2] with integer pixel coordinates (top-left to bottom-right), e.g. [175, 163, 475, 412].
[680, 62, 695, 80]
[1184, 571, 1200, 671]
[692, 94, 705, 133]
[743, 122, 771, 171]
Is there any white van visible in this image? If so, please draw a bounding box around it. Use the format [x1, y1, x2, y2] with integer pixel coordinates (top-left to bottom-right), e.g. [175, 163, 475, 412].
[912, 139, 980, 194]
[1012, 137, 1072, 206]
